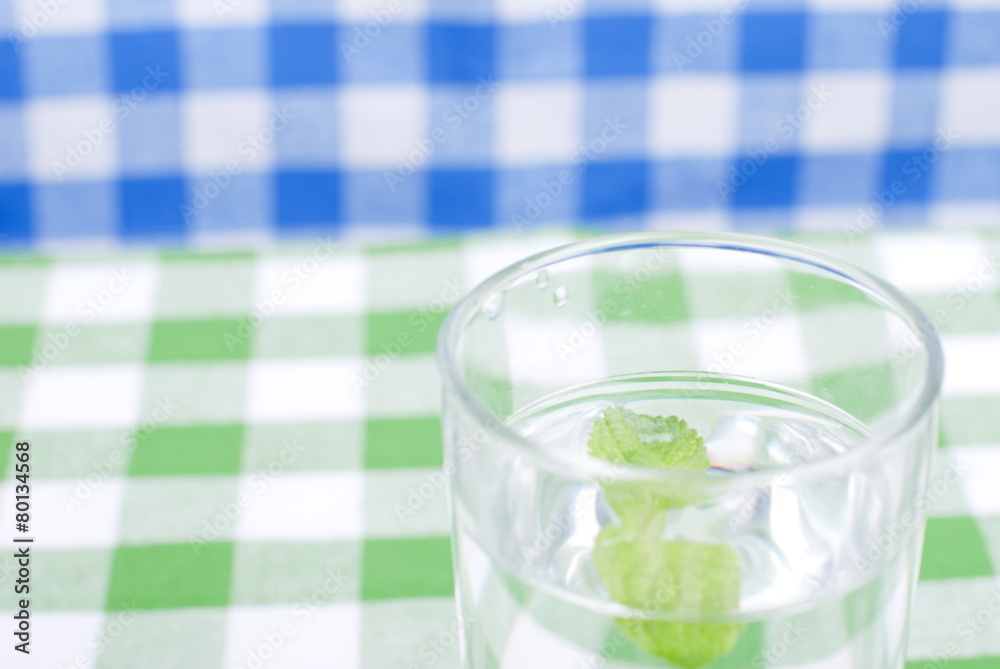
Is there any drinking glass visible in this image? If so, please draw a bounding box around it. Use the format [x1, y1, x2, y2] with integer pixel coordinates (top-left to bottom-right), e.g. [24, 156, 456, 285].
[437, 233, 943, 669]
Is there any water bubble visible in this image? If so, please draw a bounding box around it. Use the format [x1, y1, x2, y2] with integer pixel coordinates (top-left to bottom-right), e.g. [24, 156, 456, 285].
[553, 285, 569, 307]
[535, 269, 549, 290]
[483, 292, 504, 320]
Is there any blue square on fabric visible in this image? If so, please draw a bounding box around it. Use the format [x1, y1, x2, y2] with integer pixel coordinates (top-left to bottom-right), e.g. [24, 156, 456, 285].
[933, 148, 1000, 201]
[496, 166, 579, 228]
[270, 0, 335, 20]
[880, 149, 934, 204]
[24, 35, 106, 96]
[0, 39, 22, 100]
[35, 181, 117, 239]
[428, 24, 494, 84]
[731, 209, 794, 231]
[340, 23, 423, 83]
[889, 73, 940, 145]
[110, 30, 180, 93]
[107, 0, 175, 27]
[117, 95, 182, 174]
[270, 24, 338, 86]
[737, 76, 801, 149]
[740, 12, 806, 72]
[186, 173, 270, 233]
[0, 104, 26, 179]
[344, 170, 424, 224]
[729, 154, 797, 207]
[808, 14, 890, 70]
[183, 28, 266, 89]
[428, 86, 494, 165]
[584, 15, 652, 78]
[894, 11, 948, 69]
[580, 160, 648, 219]
[650, 158, 729, 210]
[498, 22, 579, 80]
[949, 12, 1000, 66]
[428, 168, 493, 230]
[275, 169, 341, 227]
[652, 13, 739, 73]
[273, 89, 338, 166]
[583, 82, 647, 159]
[427, 0, 493, 21]
[119, 177, 187, 239]
[0, 183, 31, 243]
[798, 153, 880, 206]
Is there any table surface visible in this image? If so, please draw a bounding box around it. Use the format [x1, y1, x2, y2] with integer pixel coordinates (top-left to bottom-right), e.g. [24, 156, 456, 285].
[0, 229, 998, 668]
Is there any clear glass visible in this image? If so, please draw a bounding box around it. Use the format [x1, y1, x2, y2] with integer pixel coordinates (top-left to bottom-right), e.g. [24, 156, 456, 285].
[437, 233, 943, 669]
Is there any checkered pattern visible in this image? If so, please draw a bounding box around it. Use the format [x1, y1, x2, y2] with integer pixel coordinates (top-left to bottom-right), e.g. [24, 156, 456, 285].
[1, 2, 1000, 246]
[0, 229, 997, 668]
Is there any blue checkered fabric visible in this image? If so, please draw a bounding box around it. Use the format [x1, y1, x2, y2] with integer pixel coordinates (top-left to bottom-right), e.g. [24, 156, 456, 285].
[0, 0, 998, 246]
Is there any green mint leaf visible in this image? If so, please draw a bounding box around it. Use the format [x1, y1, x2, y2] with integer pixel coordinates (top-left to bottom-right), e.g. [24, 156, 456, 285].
[588, 406, 744, 669]
[587, 406, 709, 527]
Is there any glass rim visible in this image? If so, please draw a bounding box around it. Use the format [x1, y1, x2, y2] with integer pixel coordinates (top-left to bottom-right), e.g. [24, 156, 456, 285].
[436, 231, 944, 486]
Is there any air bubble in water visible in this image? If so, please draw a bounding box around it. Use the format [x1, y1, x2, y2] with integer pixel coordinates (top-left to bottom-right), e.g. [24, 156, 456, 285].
[483, 292, 504, 320]
[553, 285, 569, 307]
[535, 269, 550, 290]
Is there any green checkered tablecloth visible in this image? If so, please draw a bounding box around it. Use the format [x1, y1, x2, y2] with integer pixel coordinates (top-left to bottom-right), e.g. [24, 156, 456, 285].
[0, 230, 997, 669]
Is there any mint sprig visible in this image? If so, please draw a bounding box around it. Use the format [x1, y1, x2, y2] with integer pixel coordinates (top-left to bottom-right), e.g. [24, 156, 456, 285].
[588, 406, 744, 669]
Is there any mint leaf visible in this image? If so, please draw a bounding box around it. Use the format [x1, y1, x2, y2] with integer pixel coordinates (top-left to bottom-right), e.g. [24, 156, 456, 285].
[588, 406, 744, 669]
[588, 407, 709, 525]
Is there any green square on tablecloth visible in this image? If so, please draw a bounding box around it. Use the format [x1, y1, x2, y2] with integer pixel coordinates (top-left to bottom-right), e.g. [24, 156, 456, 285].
[0, 264, 49, 324]
[364, 356, 439, 418]
[141, 363, 247, 424]
[366, 311, 445, 356]
[811, 361, 897, 423]
[0, 549, 113, 610]
[0, 325, 36, 365]
[128, 424, 244, 476]
[593, 271, 690, 324]
[117, 477, 241, 545]
[95, 609, 227, 669]
[107, 542, 233, 609]
[230, 540, 361, 605]
[366, 246, 464, 311]
[17, 429, 129, 479]
[155, 257, 256, 317]
[242, 422, 363, 471]
[0, 430, 13, 479]
[149, 319, 253, 361]
[940, 397, 1000, 446]
[361, 537, 453, 600]
[0, 370, 23, 428]
[360, 598, 461, 669]
[252, 314, 364, 358]
[920, 517, 995, 580]
[914, 293, 1000, 335]
[787, 271, 865, 311]
[37, 323, 150, 365]
[364, 417, 442, 469]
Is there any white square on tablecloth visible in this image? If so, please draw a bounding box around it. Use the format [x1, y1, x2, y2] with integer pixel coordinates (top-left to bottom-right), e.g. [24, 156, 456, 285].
[799, 73, 890, 152]
[245, 358, 363, 421]
[223, 604, 361, 669]
[340, 85, 428, 168]
[41, 262, 159, 324]
[0, 479, 125, 548]
[183, 90, 276, 173]
[496, 81, 581, 164]
[253, 253, 366, 315]
[649, 75, 738, 157]
[234, 471, 363, 541]
[26, 96, 119, 182]
[21, 364, 143, 429]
